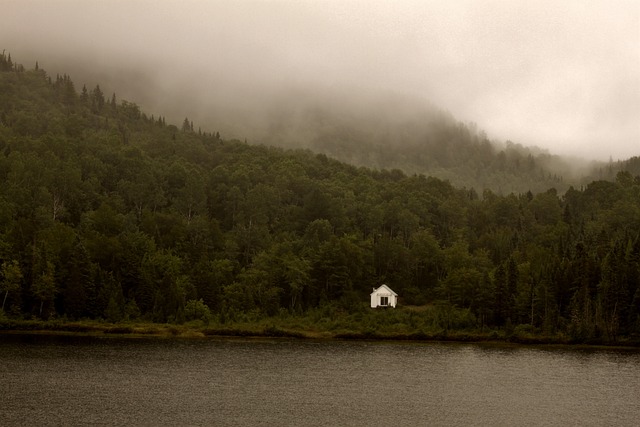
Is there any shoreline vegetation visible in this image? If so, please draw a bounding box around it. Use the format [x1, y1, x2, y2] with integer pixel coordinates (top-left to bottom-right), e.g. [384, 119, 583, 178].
[2, 307, 639, 348]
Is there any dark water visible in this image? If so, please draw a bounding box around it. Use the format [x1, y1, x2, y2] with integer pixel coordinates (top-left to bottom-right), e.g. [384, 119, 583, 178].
[1, 334, 639, 426]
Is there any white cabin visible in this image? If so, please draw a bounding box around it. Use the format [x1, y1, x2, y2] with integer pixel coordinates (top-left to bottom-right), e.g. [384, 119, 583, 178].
[370, 284, 398, 308]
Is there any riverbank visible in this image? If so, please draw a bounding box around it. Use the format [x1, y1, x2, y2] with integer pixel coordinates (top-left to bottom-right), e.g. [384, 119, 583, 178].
[2, 317, 640, 348]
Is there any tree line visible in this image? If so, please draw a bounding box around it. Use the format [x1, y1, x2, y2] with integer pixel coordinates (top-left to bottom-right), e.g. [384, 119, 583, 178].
[1, 52, 639, 341]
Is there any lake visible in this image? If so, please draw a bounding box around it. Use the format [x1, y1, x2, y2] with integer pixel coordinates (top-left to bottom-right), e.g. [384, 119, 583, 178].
[1, 334, 639, 426]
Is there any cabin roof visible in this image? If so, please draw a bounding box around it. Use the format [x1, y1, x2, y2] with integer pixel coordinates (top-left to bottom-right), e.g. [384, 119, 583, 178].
[370, 284, 397, 296]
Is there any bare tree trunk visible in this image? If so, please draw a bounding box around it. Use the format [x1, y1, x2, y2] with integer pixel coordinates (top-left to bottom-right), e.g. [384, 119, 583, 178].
[530, 281, 535, 327]
[52, 193, 64, 221]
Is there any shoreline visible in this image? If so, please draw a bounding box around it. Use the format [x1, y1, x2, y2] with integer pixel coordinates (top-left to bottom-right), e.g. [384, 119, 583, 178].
[2, 319, 639, 349]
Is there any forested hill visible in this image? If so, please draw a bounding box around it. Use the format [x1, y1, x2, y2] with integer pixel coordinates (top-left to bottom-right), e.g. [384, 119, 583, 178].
[237, 88, 636, 195]
[1, 53, 639, 342]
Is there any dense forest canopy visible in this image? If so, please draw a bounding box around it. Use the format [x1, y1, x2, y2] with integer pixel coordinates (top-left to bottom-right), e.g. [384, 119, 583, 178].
[1, 52, 639, 341]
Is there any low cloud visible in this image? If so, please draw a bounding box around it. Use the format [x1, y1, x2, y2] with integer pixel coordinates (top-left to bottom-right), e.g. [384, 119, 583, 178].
[2, 0, 638, 160]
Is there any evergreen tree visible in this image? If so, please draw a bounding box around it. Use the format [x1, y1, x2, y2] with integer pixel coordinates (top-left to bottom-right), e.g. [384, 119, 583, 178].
[91, 84, 105, 113]
[493, 264, 507, 325]
[80, 84, 89, 105]
[182, 117, 191, 132]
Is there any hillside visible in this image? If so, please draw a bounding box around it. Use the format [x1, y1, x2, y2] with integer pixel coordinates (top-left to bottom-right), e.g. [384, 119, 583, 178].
[221, 87, 637, 195]
[1, 53, 639, 342]
[241, 90, 553, 194]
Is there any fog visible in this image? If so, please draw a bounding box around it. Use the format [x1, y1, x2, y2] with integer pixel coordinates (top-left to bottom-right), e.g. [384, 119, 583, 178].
[2, 0, 639, 160]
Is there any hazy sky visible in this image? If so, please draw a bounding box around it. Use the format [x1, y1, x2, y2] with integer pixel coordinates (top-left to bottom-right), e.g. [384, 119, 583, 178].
[2, 0, 639, 160]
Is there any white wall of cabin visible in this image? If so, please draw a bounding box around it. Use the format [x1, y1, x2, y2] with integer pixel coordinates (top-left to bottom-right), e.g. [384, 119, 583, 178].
[370, 289, 397, 308]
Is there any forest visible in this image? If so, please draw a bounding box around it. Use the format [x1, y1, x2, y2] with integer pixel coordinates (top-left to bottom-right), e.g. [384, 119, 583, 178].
[1, 52, 639, 343]
[241, 86, 640, 196]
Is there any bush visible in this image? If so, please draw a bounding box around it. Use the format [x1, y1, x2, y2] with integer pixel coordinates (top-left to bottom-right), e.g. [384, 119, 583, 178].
[184, 299, 212, 325]
[124, 299, 141, 321]
[104, 296, 123, 323]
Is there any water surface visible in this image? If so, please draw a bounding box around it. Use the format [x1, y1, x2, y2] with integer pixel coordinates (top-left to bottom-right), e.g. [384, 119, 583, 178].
[1, 334, 639, 426]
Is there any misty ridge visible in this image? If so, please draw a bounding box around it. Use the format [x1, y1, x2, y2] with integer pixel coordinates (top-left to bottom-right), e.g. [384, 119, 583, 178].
[3, 1, 637, 162]
[30, 54, 635, 196]
[1, 38, 638, 198]
[3, 1, 637, 193]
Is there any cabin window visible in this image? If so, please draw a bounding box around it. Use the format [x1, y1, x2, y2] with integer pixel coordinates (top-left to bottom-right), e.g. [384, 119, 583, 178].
[380, 296, 388, 306]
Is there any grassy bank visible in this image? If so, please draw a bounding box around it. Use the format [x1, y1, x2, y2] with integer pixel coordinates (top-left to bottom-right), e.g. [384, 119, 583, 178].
[2, 306, 639, 347]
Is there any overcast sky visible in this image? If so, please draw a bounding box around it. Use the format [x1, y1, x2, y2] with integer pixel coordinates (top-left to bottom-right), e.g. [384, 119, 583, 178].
[2, 0, 639, 160]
